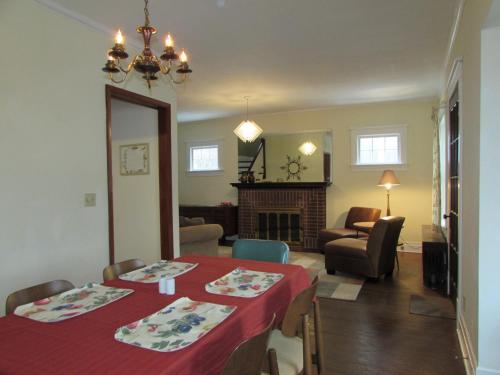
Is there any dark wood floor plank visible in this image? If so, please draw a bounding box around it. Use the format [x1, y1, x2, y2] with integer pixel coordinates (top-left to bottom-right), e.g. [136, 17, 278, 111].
[319, 252, 466, 375]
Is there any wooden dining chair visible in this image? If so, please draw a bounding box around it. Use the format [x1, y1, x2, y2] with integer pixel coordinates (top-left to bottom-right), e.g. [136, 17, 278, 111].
[221, 314, 277, 375]
[102, 258, 146, 281]
[5, 280, 75, 315]
[266, 276, 325, 375]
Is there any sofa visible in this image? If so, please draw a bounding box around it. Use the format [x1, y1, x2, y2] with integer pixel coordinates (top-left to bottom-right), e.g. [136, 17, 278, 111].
[179, 216, 223, 257]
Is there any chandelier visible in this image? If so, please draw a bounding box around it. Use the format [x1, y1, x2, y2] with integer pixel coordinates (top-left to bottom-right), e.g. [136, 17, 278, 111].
[233, 97, 263, 143]
[102, 0, 192, 88]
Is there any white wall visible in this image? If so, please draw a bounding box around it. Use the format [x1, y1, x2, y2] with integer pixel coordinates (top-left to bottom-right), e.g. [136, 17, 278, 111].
[478, 22, 500, 375]
[178, 99, 434, 243]
[112, 100, 161, 265]
[0, 1, 179, 316]
[443, 0, 492, 365]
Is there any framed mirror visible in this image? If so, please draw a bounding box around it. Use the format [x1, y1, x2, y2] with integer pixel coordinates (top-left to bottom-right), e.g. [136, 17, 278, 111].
[238, 130, 332, 183]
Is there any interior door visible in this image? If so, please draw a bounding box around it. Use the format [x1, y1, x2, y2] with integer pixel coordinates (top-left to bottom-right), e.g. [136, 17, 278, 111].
[447, 87, 460, 307]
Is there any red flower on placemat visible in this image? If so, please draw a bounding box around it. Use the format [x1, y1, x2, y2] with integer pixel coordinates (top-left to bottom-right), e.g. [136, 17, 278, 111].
[250, 285, 261, 290]
[183, 301, 204, 312]
[33, 298, 51, 306]
[214, 279, 228, 286]
[126, 321, 139, 330]
[219, 287, 236, 294]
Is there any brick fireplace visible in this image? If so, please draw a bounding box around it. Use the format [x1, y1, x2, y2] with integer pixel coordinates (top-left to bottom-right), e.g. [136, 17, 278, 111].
[231, 182, 329, 252]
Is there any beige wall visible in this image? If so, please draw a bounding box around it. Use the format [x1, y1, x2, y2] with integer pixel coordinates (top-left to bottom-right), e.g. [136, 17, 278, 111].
[112, 101, 161, 265]
[0, 1, 179, 316]
[178, 99, 435, 243]
[442, 0, 492, 367]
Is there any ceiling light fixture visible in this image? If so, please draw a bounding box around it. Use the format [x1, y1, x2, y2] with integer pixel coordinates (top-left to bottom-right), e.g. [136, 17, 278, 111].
[233, 97, 263, 143]
[102, 0, 192, 89]
[298, 141, 317, 156]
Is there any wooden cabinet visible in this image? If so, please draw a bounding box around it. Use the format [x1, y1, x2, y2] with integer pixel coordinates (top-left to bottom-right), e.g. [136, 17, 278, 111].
[422, 225, 448, 295]
[179, 205, 238, 243]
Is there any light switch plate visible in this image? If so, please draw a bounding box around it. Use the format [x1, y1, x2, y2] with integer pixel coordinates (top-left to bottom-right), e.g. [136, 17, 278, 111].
[84, 193, 96, 207]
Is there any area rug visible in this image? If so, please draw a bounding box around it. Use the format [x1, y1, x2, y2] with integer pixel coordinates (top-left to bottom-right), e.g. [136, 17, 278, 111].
[286, 251, 365, 301]
[409, 294, 456, 319]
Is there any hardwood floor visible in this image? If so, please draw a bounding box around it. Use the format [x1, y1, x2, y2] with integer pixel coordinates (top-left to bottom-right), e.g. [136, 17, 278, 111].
[319, 252, 466, 375]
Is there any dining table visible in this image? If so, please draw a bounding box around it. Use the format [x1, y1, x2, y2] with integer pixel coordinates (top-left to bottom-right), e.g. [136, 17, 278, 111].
[0, 254, 310, 375]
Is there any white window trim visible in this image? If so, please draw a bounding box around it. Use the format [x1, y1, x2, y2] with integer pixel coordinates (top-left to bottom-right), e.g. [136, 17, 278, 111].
[350, 125, 408, 170]
[185, 139, 224, 175]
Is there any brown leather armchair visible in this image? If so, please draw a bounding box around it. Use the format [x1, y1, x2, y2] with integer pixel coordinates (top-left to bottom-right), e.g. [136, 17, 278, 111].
[318, 207, 381, 249]
[324, 216, 405, 279]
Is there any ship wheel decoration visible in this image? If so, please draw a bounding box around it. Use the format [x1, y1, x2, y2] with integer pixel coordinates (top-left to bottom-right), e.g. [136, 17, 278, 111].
[281, 155, 308, 181]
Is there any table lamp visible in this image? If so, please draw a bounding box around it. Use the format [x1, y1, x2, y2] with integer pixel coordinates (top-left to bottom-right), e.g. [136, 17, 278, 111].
[377, 170, 400, 216]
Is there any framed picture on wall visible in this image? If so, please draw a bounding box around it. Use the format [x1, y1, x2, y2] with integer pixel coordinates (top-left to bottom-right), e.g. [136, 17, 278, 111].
[120, 143, 150, 175]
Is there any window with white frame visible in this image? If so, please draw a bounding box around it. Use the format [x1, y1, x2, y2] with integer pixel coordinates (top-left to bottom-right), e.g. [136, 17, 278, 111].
[351, 125, 407, 168]
[186, 140, 223, 173]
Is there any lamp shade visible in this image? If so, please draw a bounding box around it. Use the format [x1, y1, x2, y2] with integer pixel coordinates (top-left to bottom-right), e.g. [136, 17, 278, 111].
[298, 141, 317, 156]
[377, 170, 400, 189]
[234, 120, 263, 143]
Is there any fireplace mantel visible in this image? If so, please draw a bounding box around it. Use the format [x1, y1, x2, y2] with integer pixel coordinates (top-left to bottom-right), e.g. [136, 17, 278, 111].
[231, 182, 331, 189]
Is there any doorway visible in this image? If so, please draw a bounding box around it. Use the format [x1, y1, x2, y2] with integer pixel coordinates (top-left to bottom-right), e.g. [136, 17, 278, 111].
[105, 85, 173, 264]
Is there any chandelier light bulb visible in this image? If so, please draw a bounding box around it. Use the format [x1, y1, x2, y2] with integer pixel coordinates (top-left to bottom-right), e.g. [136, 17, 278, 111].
[165, 33, 174, 48]
[107, 54, 115, 62]
[234, 120, 263, 143]
[115, 29, 124, 45]
[180, 50, 188, 63]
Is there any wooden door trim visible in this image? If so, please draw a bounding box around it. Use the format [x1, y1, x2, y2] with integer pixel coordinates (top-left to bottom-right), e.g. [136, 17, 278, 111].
[105, 84, 173, 264]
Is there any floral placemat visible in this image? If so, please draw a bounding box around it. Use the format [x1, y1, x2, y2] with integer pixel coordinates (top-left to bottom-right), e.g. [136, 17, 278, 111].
[205, 267, 284, 298]
[119, 261, 198, 283]
[14, 283, 134, 323]
[114, 297, 236, 352]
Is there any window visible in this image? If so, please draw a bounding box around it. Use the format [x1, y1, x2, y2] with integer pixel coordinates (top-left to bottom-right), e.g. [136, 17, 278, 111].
[351, 125, 407, 169]
[186, 140, 223, 173]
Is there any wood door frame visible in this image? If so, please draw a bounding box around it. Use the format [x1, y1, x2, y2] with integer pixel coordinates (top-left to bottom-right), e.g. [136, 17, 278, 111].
[105, 84, 173, 264]
[445, 58, 463, 314]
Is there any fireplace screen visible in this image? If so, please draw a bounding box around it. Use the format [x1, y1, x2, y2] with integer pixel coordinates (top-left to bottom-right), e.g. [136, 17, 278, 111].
[256, 210, 303, 244]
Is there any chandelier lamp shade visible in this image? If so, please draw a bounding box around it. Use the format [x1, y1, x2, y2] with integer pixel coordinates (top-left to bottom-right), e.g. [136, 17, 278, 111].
[377, 169, 400, 216]
[234, 97, 263, 143]
[298, 141, 317, 156]
[102, 0, 192, 89]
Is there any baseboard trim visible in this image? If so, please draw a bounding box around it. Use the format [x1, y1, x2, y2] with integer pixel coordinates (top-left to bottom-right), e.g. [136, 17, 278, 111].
[398, 241, 422, 253]
[457, 313, 477, 375]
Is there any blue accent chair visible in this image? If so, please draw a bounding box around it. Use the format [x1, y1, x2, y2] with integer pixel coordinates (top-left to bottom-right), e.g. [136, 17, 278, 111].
[232, 239, 289, 264]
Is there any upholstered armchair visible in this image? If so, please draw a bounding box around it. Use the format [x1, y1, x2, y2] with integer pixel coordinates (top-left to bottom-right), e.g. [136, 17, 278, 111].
[324, 216, 405, 279]
[318, 207, 381, 250]
[179, 216, 223, 257]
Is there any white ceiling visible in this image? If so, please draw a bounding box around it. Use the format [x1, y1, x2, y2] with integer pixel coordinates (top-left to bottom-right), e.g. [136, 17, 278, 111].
[44, 0, 457, 122]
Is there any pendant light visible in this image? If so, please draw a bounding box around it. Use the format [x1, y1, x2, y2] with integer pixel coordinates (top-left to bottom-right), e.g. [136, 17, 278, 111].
[233, 97, 263, 143]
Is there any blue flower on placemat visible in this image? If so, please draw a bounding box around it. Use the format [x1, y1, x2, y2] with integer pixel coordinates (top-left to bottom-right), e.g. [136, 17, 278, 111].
[170, 320, 192, 334]
[161, 307, 175, 315]
[51, 304, 76, 311]
[184, 313, 206, 326]
[238, 284, 250, 290]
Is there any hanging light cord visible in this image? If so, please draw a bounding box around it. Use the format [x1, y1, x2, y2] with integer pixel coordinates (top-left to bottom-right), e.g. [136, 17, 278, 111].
[244, 96, 250, 120]
[144, 0, 151, 26]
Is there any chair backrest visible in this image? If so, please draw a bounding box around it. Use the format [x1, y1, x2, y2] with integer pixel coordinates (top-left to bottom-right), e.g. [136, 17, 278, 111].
[221, 314, 276, 375]
[232, 239, 289, 264]
[102, 258, 146, 281]
[5, 280, 75, 315]
[345, 207, 382, 229]
[280, 276, 319, 337]
[366, 217, 405, 273]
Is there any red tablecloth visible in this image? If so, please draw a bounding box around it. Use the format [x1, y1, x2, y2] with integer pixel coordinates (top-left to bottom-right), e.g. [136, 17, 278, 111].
[0, 255, 310, 375]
